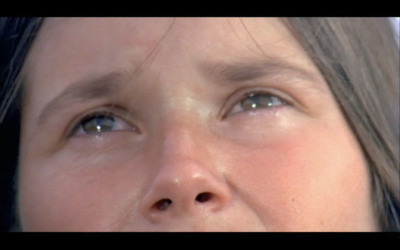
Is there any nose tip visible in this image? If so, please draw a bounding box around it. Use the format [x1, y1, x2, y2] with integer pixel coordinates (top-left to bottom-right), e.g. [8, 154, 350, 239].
[141, 165, 231, 223]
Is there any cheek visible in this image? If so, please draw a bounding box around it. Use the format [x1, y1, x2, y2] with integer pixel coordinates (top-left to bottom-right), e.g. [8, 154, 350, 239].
[228, 121, 374, 231]
[17, 147, 148, 231]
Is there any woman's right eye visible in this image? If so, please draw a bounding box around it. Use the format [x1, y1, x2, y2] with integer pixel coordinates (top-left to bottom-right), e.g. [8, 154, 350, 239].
[71, 112, 136, 136]
[80, 114, 116, 134]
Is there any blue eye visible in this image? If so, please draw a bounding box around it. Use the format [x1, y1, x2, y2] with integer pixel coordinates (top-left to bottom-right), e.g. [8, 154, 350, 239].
[228, 92, 287, 116]
[81, 115, 116, 134]
[71, 112, 135, 136]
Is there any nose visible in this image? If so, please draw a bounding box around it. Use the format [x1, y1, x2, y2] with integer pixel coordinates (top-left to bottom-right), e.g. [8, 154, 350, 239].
[140, 123, 231, 224]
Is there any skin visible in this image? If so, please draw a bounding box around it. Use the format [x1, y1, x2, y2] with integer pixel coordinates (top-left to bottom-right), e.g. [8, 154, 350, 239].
[18, 18, 378, 231]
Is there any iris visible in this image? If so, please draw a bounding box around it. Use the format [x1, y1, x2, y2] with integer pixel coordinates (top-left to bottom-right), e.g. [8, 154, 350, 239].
[81, 115, 115, 134]
[240, 93, 285, 111]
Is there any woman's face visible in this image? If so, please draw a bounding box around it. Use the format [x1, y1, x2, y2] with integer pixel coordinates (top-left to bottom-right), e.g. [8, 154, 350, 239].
[18, 18, 378, 231]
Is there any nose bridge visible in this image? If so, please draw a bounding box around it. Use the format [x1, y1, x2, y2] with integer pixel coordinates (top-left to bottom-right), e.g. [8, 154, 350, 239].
[157, 93, 213, 162]
[157, 106, 218, 192]
[162, 115, 205, 160]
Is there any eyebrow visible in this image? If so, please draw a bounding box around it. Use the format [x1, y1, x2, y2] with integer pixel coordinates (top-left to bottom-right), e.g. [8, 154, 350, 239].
[200, 58, 319, 84]
[36, 58, 320, 126]
[37, 72, 124, 125]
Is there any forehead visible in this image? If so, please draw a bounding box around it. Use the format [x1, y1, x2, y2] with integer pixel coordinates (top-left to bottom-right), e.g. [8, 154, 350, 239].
[25, 17, 308, 73]
[23, 18, 320, 107]
[32, 17, 293, 51]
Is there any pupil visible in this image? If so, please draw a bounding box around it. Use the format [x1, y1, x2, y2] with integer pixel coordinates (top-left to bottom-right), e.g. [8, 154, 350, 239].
[82, 115, 115, 134]
[241, 94, 272, 110]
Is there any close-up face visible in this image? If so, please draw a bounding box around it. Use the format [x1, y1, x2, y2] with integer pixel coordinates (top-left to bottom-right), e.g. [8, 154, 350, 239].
[17, 18, 378, 231]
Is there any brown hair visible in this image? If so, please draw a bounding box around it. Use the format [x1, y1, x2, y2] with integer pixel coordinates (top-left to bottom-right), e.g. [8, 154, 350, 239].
[0, 17, 43, 231]
[285, 18, 399, 231]
[0, 18, 399, 231]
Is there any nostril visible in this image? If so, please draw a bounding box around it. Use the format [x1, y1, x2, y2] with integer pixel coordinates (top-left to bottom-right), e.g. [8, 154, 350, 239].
[153, 199, 172, 211]
[195, 192, 213, 203]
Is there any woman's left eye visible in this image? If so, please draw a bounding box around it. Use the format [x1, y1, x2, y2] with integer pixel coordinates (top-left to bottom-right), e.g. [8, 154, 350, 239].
[227, 92, 287, 116]
[72, 113, 135, 136]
